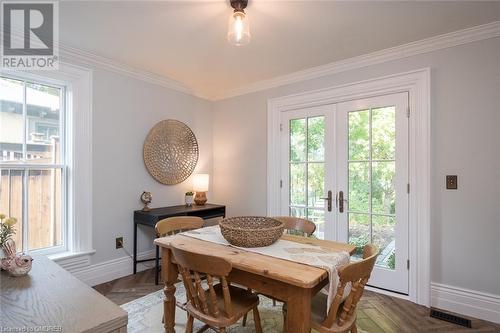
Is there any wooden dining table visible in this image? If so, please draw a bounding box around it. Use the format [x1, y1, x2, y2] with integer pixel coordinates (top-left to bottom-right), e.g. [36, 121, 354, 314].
[154, 233, 356, 333]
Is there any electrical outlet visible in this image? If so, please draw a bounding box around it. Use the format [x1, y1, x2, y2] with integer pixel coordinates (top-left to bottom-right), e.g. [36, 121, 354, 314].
[116, 237, 123, 249]
[446, 175, 458, 189]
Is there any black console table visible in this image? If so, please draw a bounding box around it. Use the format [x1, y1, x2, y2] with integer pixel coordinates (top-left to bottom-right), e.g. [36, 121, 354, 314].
[133, 204, 226, 282]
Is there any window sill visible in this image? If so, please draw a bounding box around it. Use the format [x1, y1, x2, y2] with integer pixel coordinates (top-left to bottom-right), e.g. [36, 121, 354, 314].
[48, 250, 96, 272]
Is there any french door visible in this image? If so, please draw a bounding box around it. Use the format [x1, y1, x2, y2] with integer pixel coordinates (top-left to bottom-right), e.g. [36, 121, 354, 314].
[280, 92, 409, 294]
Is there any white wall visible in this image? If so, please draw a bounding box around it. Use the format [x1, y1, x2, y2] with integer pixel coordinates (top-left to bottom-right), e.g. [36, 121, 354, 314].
[212, 37, 500, 297]
[56, 61, 214, 268]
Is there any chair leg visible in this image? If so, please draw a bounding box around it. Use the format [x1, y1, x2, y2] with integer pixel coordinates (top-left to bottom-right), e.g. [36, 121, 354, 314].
[155, 244, 160, 285]
[185, 314, 194, 333]
[253, 306, 263, 333]
[282, 303, 287, 333]
[351, 324, 358, 333]
[242, 313, 247, 326]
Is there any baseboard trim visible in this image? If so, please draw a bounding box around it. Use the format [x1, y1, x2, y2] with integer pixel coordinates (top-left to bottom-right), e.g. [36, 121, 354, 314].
[431, 283, 500, 324]
[58, 250, 156, 286]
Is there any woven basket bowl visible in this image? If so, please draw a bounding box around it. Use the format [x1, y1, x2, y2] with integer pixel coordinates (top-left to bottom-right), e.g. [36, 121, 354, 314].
[220, 216, 284, 248]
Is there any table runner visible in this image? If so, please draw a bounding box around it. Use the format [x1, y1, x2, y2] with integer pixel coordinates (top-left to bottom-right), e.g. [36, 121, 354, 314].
[181, 225, 350, 313]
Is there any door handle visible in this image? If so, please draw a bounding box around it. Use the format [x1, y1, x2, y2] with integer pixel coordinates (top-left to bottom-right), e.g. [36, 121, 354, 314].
[338, 191, 345, 213]
[320, 190, 332, 212]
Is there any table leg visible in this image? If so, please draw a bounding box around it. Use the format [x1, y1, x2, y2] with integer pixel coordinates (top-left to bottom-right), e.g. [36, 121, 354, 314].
[155, 245, 160, 285]
[286, 287, 312, 333]
[133, 223, 137, 274]
[162, 247, 178, 333]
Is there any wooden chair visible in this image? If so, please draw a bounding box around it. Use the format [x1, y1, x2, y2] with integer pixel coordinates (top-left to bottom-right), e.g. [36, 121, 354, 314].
[171, 246, 263, 333]
[310, 244, 379, 333]
[274, 216, 317, 237]
[154, 216, 204, 285]
[273, 215, 315, 308]
[243, 216, 317, 327]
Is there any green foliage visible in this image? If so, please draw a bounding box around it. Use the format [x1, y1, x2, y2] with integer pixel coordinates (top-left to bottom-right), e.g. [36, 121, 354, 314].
[387, 251, 396, 270]
[348, 110, 370, 160]
[288, 108, 397, 249]
[289, 117, 326, 209]
[0, 216, 16, 247]
[347, 107, 396, 216]
[185, 191, 194, 196]
[347, 107, 397, 251]
[349, 234, 369, 257]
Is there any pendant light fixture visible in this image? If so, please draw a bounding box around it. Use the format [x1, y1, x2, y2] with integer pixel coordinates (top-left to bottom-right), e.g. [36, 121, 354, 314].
[227, 0, 251, 46]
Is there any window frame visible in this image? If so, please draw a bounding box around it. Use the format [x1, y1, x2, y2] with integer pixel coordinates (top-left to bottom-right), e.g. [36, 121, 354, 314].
[1, 63, 94, 261]
[1, 74, 68, 255]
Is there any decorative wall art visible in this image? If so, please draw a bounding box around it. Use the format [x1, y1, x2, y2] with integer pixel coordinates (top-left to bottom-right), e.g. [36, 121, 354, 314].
[143, 120, 199, 185]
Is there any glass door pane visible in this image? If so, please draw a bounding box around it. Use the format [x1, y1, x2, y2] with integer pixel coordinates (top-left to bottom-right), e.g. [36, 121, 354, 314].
[347, 106, 397, 269]
[288, 116, 326, 238]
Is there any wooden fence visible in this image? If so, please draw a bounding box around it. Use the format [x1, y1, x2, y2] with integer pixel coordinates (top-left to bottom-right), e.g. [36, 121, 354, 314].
[0, 169, 61, 252]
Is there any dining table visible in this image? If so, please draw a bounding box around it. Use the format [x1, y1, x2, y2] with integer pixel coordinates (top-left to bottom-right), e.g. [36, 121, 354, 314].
[154, 232, 356, 333]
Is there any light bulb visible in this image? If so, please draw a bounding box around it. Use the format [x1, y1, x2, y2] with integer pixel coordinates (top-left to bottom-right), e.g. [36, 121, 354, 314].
[227, 11, 250, 46]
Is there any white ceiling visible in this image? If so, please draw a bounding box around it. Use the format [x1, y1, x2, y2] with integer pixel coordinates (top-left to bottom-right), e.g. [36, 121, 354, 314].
[60, 1, 500, 99]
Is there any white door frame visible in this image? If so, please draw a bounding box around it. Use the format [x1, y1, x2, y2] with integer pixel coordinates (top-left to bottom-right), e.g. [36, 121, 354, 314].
[267, 68, 431, 307]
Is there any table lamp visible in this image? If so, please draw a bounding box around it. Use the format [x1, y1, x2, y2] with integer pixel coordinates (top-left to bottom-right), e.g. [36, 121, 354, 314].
[193, 174, 209, 205]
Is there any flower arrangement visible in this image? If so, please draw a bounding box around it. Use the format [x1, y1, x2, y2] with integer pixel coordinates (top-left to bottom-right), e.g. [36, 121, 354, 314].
[0, 213, 17, 247]
[0, 213, 32, 276]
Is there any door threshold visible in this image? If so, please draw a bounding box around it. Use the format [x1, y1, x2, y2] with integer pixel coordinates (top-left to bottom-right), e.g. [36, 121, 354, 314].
[365, 285, 410, 301]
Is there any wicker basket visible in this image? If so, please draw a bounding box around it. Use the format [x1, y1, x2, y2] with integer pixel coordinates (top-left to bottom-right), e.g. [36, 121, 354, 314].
[219, 216, 284, 248]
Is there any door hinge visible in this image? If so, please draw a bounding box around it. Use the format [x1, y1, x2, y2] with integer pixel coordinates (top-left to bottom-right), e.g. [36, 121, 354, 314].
[280, 123, 283, 131]
[280, 180, 283, 188]
[406, 106, 410, 118]
[407, 259, 410, 270]
[407, 183, 410, 193]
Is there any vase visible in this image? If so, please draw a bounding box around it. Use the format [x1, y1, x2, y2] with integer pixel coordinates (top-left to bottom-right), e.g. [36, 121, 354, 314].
[185, 195, 194, 206]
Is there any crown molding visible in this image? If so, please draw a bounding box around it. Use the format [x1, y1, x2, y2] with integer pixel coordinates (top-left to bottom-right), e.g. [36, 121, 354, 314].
[214, 20, 500, 101]
[1, 28, 210, 99]
[58, 43, 212, 100]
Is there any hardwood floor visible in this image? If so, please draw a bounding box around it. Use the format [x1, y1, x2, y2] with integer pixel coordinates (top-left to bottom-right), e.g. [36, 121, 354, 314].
[94, 269, 500, 332]
[93, 268, 163, 306]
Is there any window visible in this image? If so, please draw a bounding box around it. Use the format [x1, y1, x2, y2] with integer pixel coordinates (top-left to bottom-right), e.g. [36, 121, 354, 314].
[0, 75, 66, 254]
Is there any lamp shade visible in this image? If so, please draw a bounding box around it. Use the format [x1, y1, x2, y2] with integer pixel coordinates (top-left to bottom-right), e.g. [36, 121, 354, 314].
[193, 174, 209, 192]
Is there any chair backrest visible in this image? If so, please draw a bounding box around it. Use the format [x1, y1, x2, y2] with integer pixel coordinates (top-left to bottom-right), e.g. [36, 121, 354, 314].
[323, 244, 379, 328]
[273, 216, 316, 237]
[155, 216, 204, 237]
[171, 245, 234, 319]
